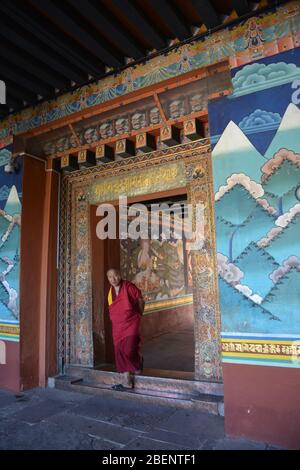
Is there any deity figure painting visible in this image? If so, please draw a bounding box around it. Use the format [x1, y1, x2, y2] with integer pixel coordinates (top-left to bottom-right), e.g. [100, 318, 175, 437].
[83, 127, 98, 144]
[115, 117, 129, 135]
[120, 213, 191, 303]
[99, 121, 114, 139]
[149, 107, 161, 125]
[131, 112, 147, 130]
[169, 99, 185, 119]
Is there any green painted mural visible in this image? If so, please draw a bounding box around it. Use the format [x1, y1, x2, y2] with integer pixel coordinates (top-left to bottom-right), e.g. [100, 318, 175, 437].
[209, 47, 300, 367]
[0, 146, 22, 342]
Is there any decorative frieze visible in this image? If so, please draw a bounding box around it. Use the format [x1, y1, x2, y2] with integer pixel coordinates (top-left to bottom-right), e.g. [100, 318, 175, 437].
[60, 154, 79, 173]
[95, 144, 114, 164]
[135, 132, 156, 153]
[78, 150, 96, 169]
[115, 138, 135, 158]
[160, 125, 180, 146]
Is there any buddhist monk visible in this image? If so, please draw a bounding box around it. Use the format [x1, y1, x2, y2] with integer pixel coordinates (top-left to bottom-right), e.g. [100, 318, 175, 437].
[107, 268, 144, 390]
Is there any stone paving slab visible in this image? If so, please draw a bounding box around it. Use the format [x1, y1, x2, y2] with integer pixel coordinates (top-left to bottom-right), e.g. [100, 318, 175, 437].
[26, 387, 92, 404]
[145, 428, 202, 449]
[0, 387, 278, 450]
[0, 390, 20, 408]
[47, 412, 141, 445]
[212, 437, 266, 450]
[9, 399, 73, 424]
[68, 394, 175, 432]
[0, 420, 95, 450]
[124, 436, 188, 451]
[0, 395, 37, 419]
[156, 408, 225, 440]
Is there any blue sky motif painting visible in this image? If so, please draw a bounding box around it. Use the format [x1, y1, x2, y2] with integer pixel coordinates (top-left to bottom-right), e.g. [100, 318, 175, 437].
[209, 49, 300, 335]
[0, 145, 22, 326]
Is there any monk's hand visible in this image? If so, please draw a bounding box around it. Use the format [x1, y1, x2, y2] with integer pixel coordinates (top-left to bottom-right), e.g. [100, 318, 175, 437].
[138, 298, 145, 314]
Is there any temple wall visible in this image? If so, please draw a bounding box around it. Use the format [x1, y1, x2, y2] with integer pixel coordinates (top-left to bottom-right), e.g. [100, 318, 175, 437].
[0, 0, 299, 447]
[0, 145, 22, 391]
[208, 47, 300, 448]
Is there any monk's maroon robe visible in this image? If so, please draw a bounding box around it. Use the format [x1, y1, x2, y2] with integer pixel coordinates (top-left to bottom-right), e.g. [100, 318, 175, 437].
[108, 280, 143, 373]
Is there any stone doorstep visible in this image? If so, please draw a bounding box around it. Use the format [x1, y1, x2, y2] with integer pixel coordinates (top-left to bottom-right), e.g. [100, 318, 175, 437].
[54, 375, 223, 415]
[64, 365, 224, 397]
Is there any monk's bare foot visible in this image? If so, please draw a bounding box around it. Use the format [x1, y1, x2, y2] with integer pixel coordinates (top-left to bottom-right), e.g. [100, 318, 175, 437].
[123, 371, 134, 388]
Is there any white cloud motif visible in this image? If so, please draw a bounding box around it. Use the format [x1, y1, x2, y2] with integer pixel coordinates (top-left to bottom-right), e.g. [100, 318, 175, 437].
[256, 198, 277, 215]
[215, 173, 264, 201]
[257, 227, 283, 248]
[239, 109, 281, 132]
[232, 62, 300, 97]
[0, 149, 11, 167]
[261, 148, 300, 181]
[235, 284, 252, 297]
[217, 253, 244, 285]
[275, 203, 300, 228]
[270, 256, 300, 283]
[250, 294, 263, 304]
[257, 204, 300, 248]
[235, 284, 263, 304]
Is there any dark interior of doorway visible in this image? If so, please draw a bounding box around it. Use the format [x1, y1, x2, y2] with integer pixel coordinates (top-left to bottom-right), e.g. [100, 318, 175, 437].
[90, 192, 194, 380]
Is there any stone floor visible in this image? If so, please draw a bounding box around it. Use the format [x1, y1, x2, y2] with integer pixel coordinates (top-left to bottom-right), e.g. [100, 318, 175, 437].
[0, 387, 280, 450]
[143, 329, 194, 372]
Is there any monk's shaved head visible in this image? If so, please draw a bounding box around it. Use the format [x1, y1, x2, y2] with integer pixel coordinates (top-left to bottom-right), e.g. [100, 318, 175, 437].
[107, 268, 122, 287]
[107, 268, 120, 276]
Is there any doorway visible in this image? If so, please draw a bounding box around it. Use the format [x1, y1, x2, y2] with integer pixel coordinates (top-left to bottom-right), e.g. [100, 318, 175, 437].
[58, 141, 221, 382]
[90, 191, 195, 379]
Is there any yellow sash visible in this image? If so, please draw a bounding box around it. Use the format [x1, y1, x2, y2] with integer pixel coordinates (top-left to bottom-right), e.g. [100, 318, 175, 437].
[108, 287, 113, 306]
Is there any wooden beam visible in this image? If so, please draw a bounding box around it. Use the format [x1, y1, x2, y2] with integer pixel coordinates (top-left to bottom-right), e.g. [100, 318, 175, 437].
[153, 93, 167, 123]
[68, 123, 80, 147]
[191, 0, 220, 29]
[48, 109, 209, 159]
[150, 0, 190, 40]
[112, 0, 166, 50]
[67, 0, 144, 59]
[30, 0, 122, 67]
[0, 18, 86, 83]
[0, 0, 102, 77]
[232, 0, 252, 16]
[19, 61, 228, 139]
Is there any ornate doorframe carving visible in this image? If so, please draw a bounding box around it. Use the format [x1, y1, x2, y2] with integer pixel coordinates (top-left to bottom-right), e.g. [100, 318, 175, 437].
[58, 139, 222, 381]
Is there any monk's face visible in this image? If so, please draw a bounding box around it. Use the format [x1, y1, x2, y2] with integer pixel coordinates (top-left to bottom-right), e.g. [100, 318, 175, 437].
[107, 270, 121, 287]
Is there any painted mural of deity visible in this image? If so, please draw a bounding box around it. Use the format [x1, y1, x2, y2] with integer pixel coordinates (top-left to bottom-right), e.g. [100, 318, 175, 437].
[43, 141, 56, 156]
[169, 99, 185, 119]
[245, 19, 265, 49]
[56, 136, 69, 152]
[190, 93, 205, 113]
[149, 107, 161, 125]
[83, 126, 98, 144]
[151, 238, 185, 298]
[115, 117, 129, 135]
[120, 232, 188, 302]
[133, 239, 161, 295]
[99, 121, 113, 139]
[131, 112, 147, 130]
[69, 132, 83, 148]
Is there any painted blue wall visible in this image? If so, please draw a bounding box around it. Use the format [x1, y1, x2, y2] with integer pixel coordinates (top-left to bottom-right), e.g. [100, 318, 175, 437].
[0, 145, 22, 337]
[209, 48, 300, 336]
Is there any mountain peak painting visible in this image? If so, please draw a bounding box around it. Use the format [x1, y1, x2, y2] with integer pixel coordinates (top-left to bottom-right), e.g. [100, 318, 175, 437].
[211, 59, 300, 335]
[0, 182, 21, 322]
